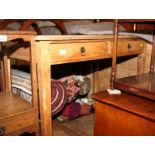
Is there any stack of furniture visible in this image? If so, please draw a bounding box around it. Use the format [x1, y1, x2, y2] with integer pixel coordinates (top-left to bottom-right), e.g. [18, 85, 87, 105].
[0, 20, 150, 136]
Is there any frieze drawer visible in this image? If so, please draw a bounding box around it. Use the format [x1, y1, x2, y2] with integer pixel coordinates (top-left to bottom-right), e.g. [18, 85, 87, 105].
[117, 40, 145, 56]
[48, 41, 109, 64]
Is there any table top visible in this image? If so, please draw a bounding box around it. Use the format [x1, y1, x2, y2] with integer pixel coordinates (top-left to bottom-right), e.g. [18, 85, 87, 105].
[35, 34, 141, 41]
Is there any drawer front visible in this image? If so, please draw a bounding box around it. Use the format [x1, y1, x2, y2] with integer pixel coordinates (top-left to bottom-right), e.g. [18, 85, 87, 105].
[0, 114, 34, 135]
[117, 40, 145, 56]
[48, 42, 109, 64]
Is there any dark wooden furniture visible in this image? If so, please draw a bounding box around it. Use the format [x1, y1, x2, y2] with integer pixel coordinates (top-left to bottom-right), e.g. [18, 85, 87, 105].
[0, 31, 39, 135]
[92, 90, 155, 136]
[111, 19, 155, 101]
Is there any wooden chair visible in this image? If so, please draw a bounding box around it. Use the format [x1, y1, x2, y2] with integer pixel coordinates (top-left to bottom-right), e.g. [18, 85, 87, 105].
[0, 31, 39, 135]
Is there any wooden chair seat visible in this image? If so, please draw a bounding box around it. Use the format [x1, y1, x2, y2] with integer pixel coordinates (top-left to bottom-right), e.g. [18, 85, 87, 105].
[0, 92, 36, 135]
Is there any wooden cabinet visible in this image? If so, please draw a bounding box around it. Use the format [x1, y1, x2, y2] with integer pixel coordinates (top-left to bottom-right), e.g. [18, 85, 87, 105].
[0, 31, 39, 135]
[92, 91, 155, 136]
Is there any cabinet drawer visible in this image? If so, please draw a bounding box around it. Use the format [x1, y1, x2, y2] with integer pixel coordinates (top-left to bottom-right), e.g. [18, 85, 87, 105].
[48, 42, 109, 64]
[0, 113, 34, 135]
[117, 40, 145, 56]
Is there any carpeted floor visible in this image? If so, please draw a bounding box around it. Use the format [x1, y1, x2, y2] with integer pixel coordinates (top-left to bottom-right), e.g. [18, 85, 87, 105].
[53, 113, 94, 136]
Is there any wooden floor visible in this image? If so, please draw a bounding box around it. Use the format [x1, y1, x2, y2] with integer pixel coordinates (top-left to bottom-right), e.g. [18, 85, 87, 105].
[53, 113, 94, 136]
[14, 112, 94, 136]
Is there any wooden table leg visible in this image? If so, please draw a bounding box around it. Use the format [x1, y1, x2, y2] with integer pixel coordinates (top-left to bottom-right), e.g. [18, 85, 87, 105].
[30, 38, 40, 135]
[36, 41, 52, 136]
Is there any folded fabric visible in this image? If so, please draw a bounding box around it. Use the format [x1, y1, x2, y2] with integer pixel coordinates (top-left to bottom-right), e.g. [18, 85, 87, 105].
[74, 76, 91, 96]
[63, 77, 81, 103]
[51, 80, 67, 115]
[11, 69, 67, 116]
[60, 75, 91, 102]
[57, 101, 81, 121]
[57, 100, 92, 121]
[12, 87, 32, 103]
[11, 69, 31, 94]
[75, 98, 92, 115]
